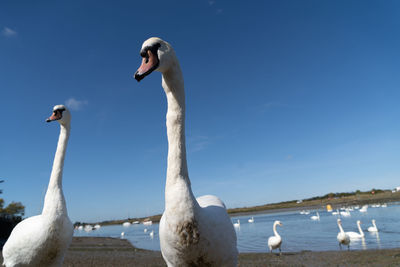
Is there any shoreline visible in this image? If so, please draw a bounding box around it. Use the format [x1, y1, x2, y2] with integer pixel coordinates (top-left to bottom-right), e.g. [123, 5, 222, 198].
[3, 237, 398, 267]
[83, 191, 400, 226]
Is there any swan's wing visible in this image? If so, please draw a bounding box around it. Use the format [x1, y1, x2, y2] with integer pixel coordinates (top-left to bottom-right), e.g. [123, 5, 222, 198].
[196, 195, 238, 265]
[2, 215, 44, 265]
[196, 194, 226, 209]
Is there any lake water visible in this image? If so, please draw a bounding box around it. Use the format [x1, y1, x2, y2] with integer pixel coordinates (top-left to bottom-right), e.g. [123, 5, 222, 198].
[74, 203, 400, 252]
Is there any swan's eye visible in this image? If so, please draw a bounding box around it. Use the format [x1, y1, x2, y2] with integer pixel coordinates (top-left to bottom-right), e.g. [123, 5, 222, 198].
[140, 50, 147, 58]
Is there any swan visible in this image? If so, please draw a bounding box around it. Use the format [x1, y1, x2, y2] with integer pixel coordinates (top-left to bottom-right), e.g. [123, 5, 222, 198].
[268, 221, 283, 254]
[2, 105, 73, 267]
[336, 219, 350, 250]
[150, 230, 155, 239]
[248, 217, 254, 223]
[121, 232, 125, 237]
[94, 224, 101, 229]
[233, 220, 240, 228]
[340, 210, 351, 217]
[134, 37, 238, 266]
[332, 209, 340, 215]
[346, 220, 364, 239]
[359, 205, 368, 213]
[310, 212, 320, 220]
[122, 221, 131, 227]
[368, 219, 378, 232]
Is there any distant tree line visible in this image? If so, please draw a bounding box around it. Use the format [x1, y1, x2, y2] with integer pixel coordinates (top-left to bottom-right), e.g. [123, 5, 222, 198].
[0, 180, 25, 248]
[303, 188, 389, 201]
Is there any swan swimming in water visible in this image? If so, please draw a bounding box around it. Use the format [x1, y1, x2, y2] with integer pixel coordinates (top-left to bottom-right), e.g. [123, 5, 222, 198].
[310, 212, 320, 220]
[268, 221, 283, 254]
[336, 219, 350, 250]
[2, 105, 73, 267]
[346, 220, 365, 239]
[233, 220, 240, 228]
[368, 219, 378, 232]
[134, 37, 238, 267]
[248, 217, 254, 223]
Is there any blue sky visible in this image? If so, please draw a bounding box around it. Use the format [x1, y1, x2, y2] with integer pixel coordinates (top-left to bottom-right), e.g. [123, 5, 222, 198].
[0, 0, 399, 222]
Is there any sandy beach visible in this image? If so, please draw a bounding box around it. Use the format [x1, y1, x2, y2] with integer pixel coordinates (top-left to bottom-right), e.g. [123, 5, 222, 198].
[3, 237, 398, 267]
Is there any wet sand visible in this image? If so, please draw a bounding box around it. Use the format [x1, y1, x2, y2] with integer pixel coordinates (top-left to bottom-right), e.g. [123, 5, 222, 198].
[1, 237, 400, 266]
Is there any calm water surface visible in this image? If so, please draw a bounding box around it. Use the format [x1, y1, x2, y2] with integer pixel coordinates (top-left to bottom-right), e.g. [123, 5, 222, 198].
[74, 203, 400, 252]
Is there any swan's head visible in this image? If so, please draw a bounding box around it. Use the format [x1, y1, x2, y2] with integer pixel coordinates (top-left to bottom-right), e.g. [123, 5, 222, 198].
[275, 220, 283, 227]
[337, 218, 342, 224]
[372, 219, 376, 223]
[134, 37, 176, 81]
[357, 220, 362, 225]
[46, 105, 71, 126]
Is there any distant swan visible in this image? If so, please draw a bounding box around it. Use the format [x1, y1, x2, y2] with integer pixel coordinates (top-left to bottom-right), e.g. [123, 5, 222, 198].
[134, 37, 238, 266]
[122, 222, 131, 227]
[340, 210, 351, 217]
[233, 219, 240, 228]
[2, 105, 73, 267]
[310, 212, 320, 220]
[346, 220, 364, 239]
[368, 219, 378, 232]
[337, 219, 350, 250]
[268, 221, 283, 254]
[248, 217, 254, 223]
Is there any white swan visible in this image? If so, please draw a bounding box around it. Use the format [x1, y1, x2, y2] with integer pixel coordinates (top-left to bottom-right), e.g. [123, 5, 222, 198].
[368, 219, 378, 232]
[268, 221, 283, 254]
[2, 105, 73, 267]
[150, 230, 155, 239]
[336, 219, 350, 250]
[340, 210, 351, 217]
[346, 220, 364, 239]
[233, 219, 240, 228]
[248, 217, 254, 223]
[332, 209, 339, 215]
[122, 221, 131, 227]
[310, 212, 320, 220]
[359, 205, 368, 213]
[134, 37, 238, 266]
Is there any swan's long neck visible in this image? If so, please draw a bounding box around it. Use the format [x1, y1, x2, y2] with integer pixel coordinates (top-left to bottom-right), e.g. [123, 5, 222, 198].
[373, 221, 377, 229]
[338, 222, 345, 233]
[162, 62, 198, 217]
[42, 124, 70, 218]
[273, 223, 280, 237]
[357, 222, 364, 236]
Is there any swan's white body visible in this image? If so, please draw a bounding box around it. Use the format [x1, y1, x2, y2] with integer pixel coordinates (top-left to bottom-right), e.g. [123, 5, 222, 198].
[233, 219, 240, 228]
[268, 221, 283, 253]
[122, 222, 131, 227]
[2, 105, 73, 267]
[368, 220, 378, 232]
[336, 219, 350, 250]
[310, 212, 320, 220]
[332, 209, 339, 215]
[340, 210, 351, 217]
[346, 220, 364, 239]
[135, 37, 237, 267]
[248, 217, 254, 223]
[359, 205, 368, 213]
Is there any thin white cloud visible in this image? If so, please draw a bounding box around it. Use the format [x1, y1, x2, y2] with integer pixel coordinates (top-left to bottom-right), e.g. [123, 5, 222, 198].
[65, 98, 88, 111]
[2, 27, 17, 37]
[188, 135, 210, 153]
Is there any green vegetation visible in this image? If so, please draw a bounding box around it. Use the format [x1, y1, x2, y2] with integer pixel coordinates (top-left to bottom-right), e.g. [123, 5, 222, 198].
[0, 180, 25, 217]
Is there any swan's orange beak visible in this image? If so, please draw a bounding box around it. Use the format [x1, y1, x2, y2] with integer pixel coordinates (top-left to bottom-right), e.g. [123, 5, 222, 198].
[134, 50, 159, 82]
[46, 111, 61, 122]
